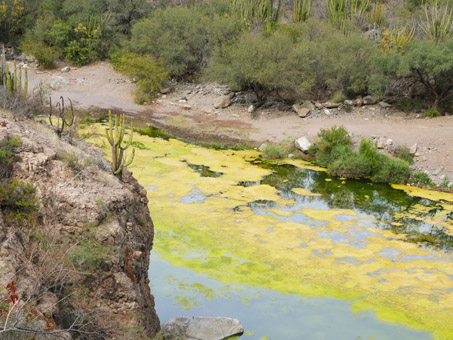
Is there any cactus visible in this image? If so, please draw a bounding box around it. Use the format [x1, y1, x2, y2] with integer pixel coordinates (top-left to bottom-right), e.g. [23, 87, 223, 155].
[24, 67, 27, 97]
[18, 66, 21, 92]
[49, 96, 75, 137]
[293, 0, 311, 23]
[6, 65, 11, 94]
[420, 0, 452, 44]
[0, 44, 27, 96]
[105, 111, 135, 176]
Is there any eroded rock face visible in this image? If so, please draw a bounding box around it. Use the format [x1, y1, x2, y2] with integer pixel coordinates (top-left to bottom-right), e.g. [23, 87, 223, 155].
[161, 316, 244, 340]
[0, 113, 160, 338]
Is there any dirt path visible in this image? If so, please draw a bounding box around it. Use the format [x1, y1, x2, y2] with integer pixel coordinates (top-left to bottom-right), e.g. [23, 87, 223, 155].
[27, 62, 453, 186]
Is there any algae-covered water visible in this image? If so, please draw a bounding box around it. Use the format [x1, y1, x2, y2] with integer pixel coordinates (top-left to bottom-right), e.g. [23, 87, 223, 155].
[85, 125, 453, 340]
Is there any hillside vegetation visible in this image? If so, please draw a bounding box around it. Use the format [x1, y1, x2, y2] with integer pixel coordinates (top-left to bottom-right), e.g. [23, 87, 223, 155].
[4, 0, 453, 111]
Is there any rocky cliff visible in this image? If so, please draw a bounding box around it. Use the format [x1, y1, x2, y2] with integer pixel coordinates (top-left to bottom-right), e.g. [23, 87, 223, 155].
[0, 110, 160, 339]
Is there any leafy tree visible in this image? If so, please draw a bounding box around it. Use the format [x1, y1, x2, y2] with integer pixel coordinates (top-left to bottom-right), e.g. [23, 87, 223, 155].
[206, 30, 302, 105]
[371, 38, 453, 109]
[130, 7, 211, 78]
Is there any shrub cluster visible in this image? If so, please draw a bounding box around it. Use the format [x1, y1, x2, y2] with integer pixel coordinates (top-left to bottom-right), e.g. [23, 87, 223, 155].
[310, 126, 411, 183]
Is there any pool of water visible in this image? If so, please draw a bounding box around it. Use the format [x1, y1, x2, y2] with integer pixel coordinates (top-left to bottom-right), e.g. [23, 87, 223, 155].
[84, 125, 453, 339]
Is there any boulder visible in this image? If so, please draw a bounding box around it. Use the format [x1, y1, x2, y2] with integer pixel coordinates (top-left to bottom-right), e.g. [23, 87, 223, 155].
[161, 316, 244, 340]
[214, 94, 233, 109]
[363, 95, 377, 105]
[292, 101, 314, 118]
[295, 136, 311, 152]
[296, 107, 310, 118]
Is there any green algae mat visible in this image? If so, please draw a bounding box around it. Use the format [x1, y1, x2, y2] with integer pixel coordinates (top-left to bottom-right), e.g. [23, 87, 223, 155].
[84, 125, 453, 340]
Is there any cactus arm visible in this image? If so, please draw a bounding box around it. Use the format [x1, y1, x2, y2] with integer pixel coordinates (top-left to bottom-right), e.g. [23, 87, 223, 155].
[24, 67, 28, 97]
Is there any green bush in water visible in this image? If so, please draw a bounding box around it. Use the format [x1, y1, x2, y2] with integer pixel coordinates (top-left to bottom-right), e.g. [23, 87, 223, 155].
[316, 125, 352, 167]
[371, 155, 411, 183]
[328, 148, 372, 178]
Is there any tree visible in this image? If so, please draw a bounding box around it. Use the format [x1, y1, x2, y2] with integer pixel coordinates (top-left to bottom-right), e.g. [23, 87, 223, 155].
[371, 38, 453, 109]
[206, 30, 302, 106]
[130, 7, 211, 78]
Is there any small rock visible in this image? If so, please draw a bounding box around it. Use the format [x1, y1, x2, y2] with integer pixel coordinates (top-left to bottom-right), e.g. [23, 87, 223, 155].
[248, 105, 255, 113]
[160, 88, 171, 94]
[61, 66, 71, 73]
[416, 114, 420, 119]
[363, 95, 377, 105]
[386, 139, 393, 146]
[161, 95, 167, 99]
[178, 98, 187, 103]
[288, 153, 295, 159]
[344, 100, 354, 106]
[214, 95, 232, 109]
[409, 144, 417, 154]
[377, 138, 385, 149]
[259, 143, 267, 152]
[323, 109, 331, 116]
[295, 136, 311, 152]
[184, 90, 192, 95]
[314, 102, 323, 109]
[161, 316, 244, 340]
[379, 101, 391, 108]
[183, 105, 191, 110]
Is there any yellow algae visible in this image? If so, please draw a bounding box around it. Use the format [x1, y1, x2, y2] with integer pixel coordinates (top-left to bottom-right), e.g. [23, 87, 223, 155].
[82, 123, 453, 340]
[392, 184, 453, 202]
[292, 188, 322, 196]
[283, 159, 327, 172]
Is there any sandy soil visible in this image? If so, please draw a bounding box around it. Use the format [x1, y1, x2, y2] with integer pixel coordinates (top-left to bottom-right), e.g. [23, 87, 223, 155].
[26, 62, 453, 186]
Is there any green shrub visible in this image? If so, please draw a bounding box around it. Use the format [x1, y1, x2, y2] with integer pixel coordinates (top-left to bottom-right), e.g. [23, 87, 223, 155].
[359, 139, 379, 170]
[393, 145, 414, 164]
[443, 176, 450, 188]
[328, 150, 372, 178]
[412, 172, 434, 185]
[316, 126, 352, 166]
[262, 142, 292, 159]
[423, 107, 441, 118]
[0, 136, 21, 178]
[0, 179, 38, 222]
[371, 156, 411, 183]
[111, 52, 168, 104]
[64, 40, 94, 66]
[20, 40, 59, 68]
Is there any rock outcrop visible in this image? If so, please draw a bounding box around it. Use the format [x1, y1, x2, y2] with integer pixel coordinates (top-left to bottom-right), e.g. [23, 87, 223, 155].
[0, 111, 160, 338]
[161, 316, 244, 340]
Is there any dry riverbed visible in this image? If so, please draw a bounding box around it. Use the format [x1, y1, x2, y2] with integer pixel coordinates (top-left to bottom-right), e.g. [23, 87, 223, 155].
[27, 61, 453, 187]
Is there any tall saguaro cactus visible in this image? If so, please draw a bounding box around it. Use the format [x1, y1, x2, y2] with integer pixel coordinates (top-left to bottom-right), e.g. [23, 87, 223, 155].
[105, 111, 135, 176]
